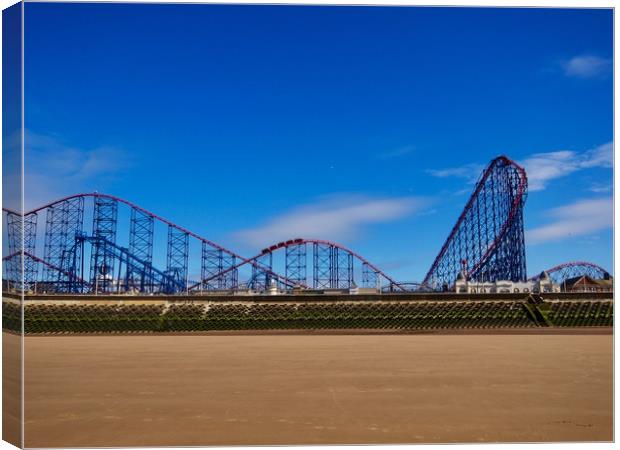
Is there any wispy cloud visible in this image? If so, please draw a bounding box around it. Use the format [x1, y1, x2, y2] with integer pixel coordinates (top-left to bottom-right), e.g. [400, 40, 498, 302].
[27, 131, 129, 179]
[233, 194, 429, 248]
[521, 142, 612, 191]
[378, 145, 414, 160]
[22, 130, 131, 208]
[452, 187, 473, 196]
[589, 182, 613, 193]
[426, 142, 612, 192]
[526, 197, 612, 245]
[577, 235, 601, 245]
[426, 163, 485, 184]
[563, 55, 611, 79]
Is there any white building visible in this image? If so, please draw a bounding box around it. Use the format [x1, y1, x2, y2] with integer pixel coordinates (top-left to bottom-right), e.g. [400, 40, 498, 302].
[454, 271, 559, 294]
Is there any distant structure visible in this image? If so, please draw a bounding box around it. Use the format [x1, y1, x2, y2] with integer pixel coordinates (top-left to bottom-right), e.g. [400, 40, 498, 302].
[560, 274, 613, 293]
[528, 261, 613, 293]
[456, 270, 613, 294]
[455, 270, 558, 294]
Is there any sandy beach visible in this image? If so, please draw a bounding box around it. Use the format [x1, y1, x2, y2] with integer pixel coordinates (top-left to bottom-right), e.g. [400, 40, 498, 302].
[14, 331, 613, 447]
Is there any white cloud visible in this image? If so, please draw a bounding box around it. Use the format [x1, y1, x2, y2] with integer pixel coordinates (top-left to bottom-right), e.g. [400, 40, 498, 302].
[580, 141, 614, 168]
[426, 163, 485, 183]
[589, 182, 612, 193]
[563, 55, 611, 79]
[27, 131, 129, 178]
[521, 142, 612, 191]
[22, 130, 131, 209]
[526, 198, 612, 245]
[233, 194, 428, 248]
[426, 142, 613, 192]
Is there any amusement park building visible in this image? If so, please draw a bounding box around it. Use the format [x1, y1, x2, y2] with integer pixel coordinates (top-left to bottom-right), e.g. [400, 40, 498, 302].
[455, 271, 559, 294]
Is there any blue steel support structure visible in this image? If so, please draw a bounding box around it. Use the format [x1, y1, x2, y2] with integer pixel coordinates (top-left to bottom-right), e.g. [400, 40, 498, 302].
[43, 198, 84, 292]
[362, 262, 379, 289]
[422, 156, 528, 290]
[285, 242, 306, 287]
[77, 234, 184, 294]
[6, 213, 22, 288]
[23, 213, 39, 290]
[312, 244, 354, 289]
[250, 251, 273, 291]
[313, 242, 332, 289]
[201, 244, 238, 290]
[333, 247, 354, 289]
[166, 225, 189, 292]
[90, 196, 118, 293]
[128, 207, 154, 292]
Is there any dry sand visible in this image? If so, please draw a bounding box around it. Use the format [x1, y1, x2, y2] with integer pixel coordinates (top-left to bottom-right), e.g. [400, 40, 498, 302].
[3, 332, 21, 447]
[15, 332, 613, 447]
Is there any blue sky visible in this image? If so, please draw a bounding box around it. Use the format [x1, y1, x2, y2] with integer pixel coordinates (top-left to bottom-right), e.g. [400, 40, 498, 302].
[20, 4, 613, 281]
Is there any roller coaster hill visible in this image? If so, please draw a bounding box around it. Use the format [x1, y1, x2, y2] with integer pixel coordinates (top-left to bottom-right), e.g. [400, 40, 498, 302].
[2, 155, 612, 296]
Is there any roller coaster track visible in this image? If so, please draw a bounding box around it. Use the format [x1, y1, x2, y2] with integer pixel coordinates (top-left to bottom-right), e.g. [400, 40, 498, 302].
[187, 238, 405, 292]
[2, 193, 404, 292]
[2, 156, 609, 294]
[3, 193, 302, 290]
[528, 261, 611, 285]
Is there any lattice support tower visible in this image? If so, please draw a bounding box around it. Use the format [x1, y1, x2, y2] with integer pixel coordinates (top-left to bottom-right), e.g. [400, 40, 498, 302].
[333, 247, 354, 289]
[43, 198, 84, 292]
[313, 242, 332, 289]
[23, 213, 39, 290]
[5, 213, 22, 288]
[201, 245, 238, 290]
[128, 207, 154, 292]
[166, 225, 189, 291]
[90, 196, 118, 292]
[62, 233, 87, 293]
[285, 242, 307, 287]
[362, 262, 380, 289]
[250, 251, 273, 291]
[78, 235, 183, 294]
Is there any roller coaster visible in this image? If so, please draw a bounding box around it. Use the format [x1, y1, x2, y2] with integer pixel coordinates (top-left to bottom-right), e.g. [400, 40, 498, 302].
[528, 261, 611, 285]
[2, 155, 610, 294]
